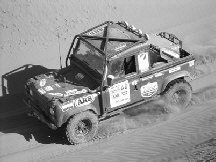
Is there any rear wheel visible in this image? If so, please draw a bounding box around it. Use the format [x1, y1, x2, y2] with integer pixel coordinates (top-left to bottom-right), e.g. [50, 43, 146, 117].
[66, 111, 98, 144]
[162, 79, 192, 109]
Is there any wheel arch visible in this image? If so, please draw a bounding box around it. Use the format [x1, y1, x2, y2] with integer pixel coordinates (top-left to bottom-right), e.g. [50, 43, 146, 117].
[161, 70, 192, 93]
[58, 104, 98, 127]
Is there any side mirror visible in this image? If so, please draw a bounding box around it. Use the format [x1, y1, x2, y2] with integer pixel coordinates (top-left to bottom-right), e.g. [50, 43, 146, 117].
[107, 75, 114, 87]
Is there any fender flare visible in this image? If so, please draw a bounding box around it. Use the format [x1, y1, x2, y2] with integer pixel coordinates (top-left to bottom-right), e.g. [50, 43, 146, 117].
[58, 104, 98, 127]
[161, 71, 192, 92]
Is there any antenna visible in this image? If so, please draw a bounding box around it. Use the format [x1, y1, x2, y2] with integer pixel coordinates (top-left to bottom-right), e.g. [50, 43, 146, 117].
[57, 32, 62, 69]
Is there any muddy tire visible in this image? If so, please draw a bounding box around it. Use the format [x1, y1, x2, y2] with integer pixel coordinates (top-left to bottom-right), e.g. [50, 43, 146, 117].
[162, 79, 192, 109]
[66, 111, 98, 145]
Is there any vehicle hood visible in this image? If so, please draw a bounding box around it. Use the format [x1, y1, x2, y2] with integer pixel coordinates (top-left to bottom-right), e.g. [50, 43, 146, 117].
[28, 70, 93, 102]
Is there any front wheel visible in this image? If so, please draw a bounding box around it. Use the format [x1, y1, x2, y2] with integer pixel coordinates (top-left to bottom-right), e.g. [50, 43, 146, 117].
[162, 79, 192, 109]
[66, 111, 98, 144]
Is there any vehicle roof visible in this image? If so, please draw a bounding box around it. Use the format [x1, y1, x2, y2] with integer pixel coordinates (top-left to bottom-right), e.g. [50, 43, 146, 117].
[79, 21, 149, 59]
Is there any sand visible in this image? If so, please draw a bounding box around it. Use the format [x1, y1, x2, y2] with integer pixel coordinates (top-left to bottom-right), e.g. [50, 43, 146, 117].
[1, 0, 216, 162]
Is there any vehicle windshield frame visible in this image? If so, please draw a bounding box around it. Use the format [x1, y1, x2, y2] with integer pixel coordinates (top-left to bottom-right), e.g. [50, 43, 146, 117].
[72, 37, 105, 76]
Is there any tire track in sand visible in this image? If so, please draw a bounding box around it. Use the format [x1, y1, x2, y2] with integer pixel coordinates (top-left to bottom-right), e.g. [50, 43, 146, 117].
[48, 100, 216, 162]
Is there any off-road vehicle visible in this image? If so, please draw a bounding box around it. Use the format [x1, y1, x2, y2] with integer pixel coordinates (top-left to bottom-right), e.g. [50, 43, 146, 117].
[24, 21, 195, 144]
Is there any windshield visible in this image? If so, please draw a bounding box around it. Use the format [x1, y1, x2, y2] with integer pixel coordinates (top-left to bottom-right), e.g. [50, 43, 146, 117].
[73, 40, 104, 75]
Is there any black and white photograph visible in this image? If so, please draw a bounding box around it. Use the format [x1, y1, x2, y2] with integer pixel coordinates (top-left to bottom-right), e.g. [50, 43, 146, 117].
[0, 0, 216, 161]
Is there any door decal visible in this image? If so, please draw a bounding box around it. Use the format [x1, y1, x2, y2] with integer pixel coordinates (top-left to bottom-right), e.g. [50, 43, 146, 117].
[140, 82, 158, 97]
[109, 80, 130, 108]
[138, 51, 149, 72]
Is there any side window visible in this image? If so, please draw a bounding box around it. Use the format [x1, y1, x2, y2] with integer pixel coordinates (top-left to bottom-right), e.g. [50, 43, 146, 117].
[109, 55, 137, 78]
[124, 55, 136, 75]
[109, 60, 124, 78]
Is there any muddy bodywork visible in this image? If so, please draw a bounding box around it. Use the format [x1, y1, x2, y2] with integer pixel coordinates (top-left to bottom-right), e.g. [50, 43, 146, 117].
[24, 67, 101, 128]
[24, 21, 195, 129]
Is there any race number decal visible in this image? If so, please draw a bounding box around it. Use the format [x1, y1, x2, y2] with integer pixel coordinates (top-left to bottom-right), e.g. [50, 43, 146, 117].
[141, 82, 158, 97]
[109, 80, 130, 108]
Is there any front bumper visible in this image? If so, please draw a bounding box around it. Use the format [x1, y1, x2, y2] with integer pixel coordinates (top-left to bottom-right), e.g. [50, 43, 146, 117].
[24, 97, 57, 130]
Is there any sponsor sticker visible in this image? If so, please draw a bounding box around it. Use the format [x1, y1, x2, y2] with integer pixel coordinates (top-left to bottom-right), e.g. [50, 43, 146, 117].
[109, 80, 130, 108]
[38, 84, 62, 95]
[39, 79, 46, 87]
[64, 89, 88, 97]
[44, 86, 53, 91]
[138, 51, 149, 73]
[169, 66, 181, 73]
[55, 83, 61, 88]
[38, 85, 54, 94]
[48, 92, 63, 97]
[48, 89, 88, 97]
[140, 82, 158, 97]
[131, 80, 138, 85]
[38, 88, 46, 94]
[61, 94, 98, 112]
[154, 72, 163, 77]
[141, 75, 153, 81]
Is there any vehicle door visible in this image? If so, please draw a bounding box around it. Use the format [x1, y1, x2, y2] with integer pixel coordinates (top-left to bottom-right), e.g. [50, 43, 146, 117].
[137, 49, 166, 101]
[105, 53, 142, 112]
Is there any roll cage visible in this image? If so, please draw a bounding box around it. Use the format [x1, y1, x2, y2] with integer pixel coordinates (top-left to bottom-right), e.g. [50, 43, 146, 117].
[65, 21, 150, 115]
[66, 21, 149, 67]
[65, 21, 183, 91]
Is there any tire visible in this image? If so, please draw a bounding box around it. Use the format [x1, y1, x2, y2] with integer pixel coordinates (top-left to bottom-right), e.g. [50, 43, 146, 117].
[162, 79, 192, 109]
[65, 111, 98, 144]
